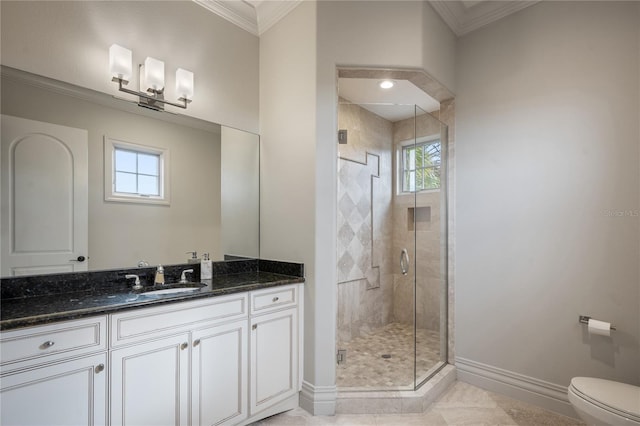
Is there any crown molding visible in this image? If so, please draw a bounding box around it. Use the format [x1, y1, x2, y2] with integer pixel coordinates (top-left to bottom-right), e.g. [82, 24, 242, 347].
[198, 0, 535, 38]
[194, 0, 258, 35]
[256, 1, 304, 35]
[193, 0, 303, 36]
[430, 0, 540, 37]
[430, 0, 466, 35]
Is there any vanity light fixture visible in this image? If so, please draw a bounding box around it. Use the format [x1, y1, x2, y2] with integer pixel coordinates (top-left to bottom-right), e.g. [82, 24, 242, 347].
[379, 80, 395, 89]
[109, 44, 194, 111]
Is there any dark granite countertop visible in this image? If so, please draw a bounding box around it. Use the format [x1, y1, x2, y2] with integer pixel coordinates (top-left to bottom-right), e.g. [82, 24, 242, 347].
[1, 269, 304, 331]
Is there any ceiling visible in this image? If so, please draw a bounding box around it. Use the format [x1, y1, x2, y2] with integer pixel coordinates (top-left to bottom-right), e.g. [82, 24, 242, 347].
[338, 78, 440, 122]
[193, 0, 303, 36]
[194, 0, 540, 37]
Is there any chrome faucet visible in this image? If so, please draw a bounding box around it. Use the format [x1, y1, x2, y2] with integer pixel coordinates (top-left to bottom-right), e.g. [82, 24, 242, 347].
[179, 269, 194, 284]
[125, 274, 143, 291]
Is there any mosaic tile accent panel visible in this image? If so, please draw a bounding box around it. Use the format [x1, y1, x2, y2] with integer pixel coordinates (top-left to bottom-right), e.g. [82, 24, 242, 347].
[337, 154, 380, 289]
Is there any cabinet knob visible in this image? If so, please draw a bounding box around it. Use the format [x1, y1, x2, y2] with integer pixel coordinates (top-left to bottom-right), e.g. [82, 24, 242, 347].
[252, 324, 257, 330]
[180, 342, 188, 350]
[272, 297, 279, 302]
[193, 339, 201, 347]
[40, 341, 55, 349]
[95, 364, 105, 374]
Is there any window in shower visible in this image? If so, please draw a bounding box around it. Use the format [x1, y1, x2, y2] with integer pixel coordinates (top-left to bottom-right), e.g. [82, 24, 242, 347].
[401, 139, 441, 192]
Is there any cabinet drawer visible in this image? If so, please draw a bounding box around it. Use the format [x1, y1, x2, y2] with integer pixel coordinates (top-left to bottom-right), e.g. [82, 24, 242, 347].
[0, 316, 107, 367]
[111, 293, 248, 347]
[250, 285, 299, 314]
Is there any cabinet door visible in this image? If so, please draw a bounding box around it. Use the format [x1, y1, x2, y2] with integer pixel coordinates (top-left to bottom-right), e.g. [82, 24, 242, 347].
[0, 353, 107, 426]
[191, 320, 248, 426]
[110, 334, 189, 426]
[249, 307, 298, 415]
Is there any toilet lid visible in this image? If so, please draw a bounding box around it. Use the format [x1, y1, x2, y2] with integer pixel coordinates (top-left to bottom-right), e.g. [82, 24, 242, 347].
[570, 377, 640, 421]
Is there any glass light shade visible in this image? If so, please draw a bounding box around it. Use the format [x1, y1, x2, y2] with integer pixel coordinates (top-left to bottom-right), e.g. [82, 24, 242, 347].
[144, 57, 165, 91]
[109, 44, 132, 81]
[379, 80, 394, 89]
[175, 68, 194, 100]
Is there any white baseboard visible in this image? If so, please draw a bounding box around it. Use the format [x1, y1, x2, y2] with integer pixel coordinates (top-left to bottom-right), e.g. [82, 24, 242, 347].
[299, 381, 337, 415]
[455, 357, 580, 419]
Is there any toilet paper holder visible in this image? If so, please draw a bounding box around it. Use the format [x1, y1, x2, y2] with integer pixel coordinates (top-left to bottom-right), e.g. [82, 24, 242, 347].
[579, 315, 616, 331]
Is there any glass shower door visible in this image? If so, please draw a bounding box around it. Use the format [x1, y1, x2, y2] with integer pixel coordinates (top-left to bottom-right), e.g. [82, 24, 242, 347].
[336, 102, 418, 390]
[412, 106, 448, 388]
[336, 101, 448, 391]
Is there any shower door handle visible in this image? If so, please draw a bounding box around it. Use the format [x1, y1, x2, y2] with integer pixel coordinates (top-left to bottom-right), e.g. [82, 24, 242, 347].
[400, 249, 409, 275]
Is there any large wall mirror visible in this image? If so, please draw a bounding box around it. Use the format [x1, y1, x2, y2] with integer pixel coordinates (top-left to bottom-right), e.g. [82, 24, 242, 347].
[1, 66, 259, 277]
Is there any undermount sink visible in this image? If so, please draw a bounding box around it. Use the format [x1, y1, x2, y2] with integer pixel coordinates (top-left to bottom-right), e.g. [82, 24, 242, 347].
[142, 284, 206, 296]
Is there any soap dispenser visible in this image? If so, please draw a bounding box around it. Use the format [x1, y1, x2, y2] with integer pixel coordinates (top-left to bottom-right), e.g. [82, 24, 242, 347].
[186, 251, 199, 264]
[154, 265, 165, 285]
[201, 253, 212, 280]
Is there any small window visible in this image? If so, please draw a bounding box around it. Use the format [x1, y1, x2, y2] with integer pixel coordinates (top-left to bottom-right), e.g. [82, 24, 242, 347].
[401, 140, 441, 192]
[104, 137, 170, 205]
[114, 148, 160, 196]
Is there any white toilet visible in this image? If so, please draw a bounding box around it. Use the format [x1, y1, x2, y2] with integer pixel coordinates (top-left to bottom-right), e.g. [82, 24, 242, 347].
[568, 377, 640, 426]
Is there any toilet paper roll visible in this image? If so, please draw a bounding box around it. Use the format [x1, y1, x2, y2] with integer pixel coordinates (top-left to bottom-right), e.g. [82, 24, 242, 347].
[588, 319, 611, 336]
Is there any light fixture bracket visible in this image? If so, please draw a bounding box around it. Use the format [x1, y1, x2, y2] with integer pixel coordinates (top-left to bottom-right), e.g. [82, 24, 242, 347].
[111, 77, 191, 112]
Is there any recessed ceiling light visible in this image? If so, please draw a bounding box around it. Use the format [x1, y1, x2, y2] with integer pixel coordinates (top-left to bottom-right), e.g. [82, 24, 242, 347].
[379, 80, 395, 89]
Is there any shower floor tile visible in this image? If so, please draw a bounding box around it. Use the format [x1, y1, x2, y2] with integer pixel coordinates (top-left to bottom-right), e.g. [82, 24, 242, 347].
[336, 322, 441, 389]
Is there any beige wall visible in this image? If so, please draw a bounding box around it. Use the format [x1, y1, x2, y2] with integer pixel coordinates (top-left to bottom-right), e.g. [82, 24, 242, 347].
[0, 1, 259, 133]
[456, 0, 640, 395]
[1, 75, 221, 270]
[259, 0, 319, 405]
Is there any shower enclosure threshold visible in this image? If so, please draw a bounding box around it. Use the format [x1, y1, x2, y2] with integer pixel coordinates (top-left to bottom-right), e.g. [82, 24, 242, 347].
[335, 364, 456, 414]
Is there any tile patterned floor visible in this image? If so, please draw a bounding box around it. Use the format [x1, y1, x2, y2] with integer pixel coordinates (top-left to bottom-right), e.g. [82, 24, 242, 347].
[337, 322, 441, 389]
[253, 381, 585, 425]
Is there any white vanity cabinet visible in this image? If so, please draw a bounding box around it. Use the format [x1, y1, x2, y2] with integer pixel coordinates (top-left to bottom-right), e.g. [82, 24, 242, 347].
[110, 323, 250, 426]
[192, 319, 248, 425]
[0, 282, 303, 426]
[0, 316, 108, 426]
[109, 293, 249, 426]
[110, 332, 191, 425]
[249, 286, 300, 416]
[109, 283, 303, 426]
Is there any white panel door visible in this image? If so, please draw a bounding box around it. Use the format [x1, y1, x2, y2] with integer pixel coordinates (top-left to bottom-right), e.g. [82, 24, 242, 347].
[0, 353, 107, 426]
[1, 114, 88, 276]
[249, 307, 298, 415]
[110, 333, 190, 426]
[192, 320, 248, 426]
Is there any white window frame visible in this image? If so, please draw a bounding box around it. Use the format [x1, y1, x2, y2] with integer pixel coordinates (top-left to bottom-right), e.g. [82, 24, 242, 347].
[104, 137, 170, 205]
[397, 134, 441, 195]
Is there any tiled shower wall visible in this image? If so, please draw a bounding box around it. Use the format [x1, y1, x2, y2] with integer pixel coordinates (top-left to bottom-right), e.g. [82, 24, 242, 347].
[337, 102, 394, 343]
[392, 112, 445, 332]
[337, 101, 447, 343]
